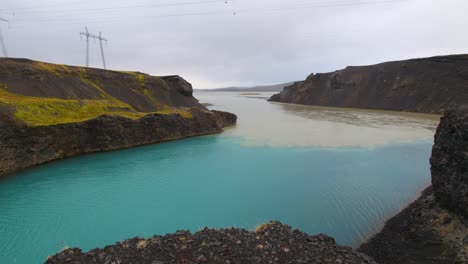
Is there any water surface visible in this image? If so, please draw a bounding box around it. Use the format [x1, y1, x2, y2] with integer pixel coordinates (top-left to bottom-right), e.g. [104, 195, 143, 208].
[0, 92, 439, 263]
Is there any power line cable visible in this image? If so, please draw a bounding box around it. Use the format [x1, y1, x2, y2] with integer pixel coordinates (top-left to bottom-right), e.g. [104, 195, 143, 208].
[0, 0, 342, 11]
[0, 0, 96, 11]
[237, 0, 407, 14]
[9, 0, 222, 15]
[9, 0, 407, 25]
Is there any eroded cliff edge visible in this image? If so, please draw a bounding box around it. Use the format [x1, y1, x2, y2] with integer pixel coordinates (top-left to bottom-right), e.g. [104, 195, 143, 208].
[0, 58, 236, 176]
[269, 54, 468, 114]
[359, 107, 468, 263]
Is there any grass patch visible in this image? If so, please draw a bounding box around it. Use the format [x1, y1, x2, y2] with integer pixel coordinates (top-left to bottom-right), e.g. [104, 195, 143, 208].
[255, 221, 281, 233]
[34, 62, 72, 77]
[255, 223, 269, 233]
[121, 71, 147, 88]
[137, 74, 145, 87]
[0, 62, 193, 126]
[0, 89, 192, 126]
[136, 240, 149, 250]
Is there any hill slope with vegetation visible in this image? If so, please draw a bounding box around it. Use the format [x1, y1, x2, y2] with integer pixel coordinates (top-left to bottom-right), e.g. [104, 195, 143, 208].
[0, 58, 236, 176]
[0, 58, 206, 126]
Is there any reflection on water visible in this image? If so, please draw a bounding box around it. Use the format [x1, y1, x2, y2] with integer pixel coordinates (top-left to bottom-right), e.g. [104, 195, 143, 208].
[277, 103, 440, 131]
[196, 91, 440, 147]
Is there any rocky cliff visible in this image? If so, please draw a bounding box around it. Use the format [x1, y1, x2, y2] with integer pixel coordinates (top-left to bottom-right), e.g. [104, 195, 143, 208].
[0, 58, 236, 177]
[359, 107, 468, 263]
[431, 106, 468, 218]
[0, 108, 236, 177]
[269, 54, 468, 114]
[46, 221, 375, 264]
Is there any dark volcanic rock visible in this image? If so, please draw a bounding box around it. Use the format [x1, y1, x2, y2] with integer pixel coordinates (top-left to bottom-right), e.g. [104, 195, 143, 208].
[0, 108, 236, 177]
[212, 110, 237, 127]
[359, 107, 468, 263]
[46, 221, 375, 264]
[431, 106, 468, 217]
[269, 54, 468, 114]
[358, 188, 468, 264]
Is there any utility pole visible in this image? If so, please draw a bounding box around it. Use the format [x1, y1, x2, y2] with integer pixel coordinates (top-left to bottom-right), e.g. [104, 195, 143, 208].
[80, 27, 108, 69]
[98, 32, 106, 69]
[0, 17, 8, 57]
[81, 27, 90, 67]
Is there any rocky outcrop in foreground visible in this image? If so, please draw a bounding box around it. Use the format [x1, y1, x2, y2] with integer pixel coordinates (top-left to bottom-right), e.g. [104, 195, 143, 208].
[359, 107, 468, 263]
[0, 108, 236, 177]
[269, 54, 468, 114]
[46, 221, 375, 264]
[358, 187, 468, 263]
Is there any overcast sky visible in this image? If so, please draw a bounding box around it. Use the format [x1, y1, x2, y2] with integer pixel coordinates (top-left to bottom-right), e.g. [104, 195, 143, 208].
[1, 0, 467, 88]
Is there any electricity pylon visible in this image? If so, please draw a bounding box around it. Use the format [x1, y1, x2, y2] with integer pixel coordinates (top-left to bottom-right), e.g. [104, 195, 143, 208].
[0, 17, 8, 57]
[98, 32, 106, 69]
[80, 27, 108, 69]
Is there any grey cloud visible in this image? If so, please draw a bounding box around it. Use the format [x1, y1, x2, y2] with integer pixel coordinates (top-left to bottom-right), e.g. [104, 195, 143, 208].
[1, 0, 467, 88]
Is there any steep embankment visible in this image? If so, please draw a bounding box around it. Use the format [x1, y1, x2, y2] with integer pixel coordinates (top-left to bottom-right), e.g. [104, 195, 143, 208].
[46, 221, 375, 264]
[359, 107, 468, 263]
[0, 58, 236, 176]
[269, 55, 468, 114]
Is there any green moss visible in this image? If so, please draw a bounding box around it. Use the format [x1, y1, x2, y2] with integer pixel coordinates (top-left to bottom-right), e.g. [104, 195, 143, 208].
[120, 71, 147, 89]
[141, 86, 167, 111]
[0, 89, 192, 126]
[256, 223, 269, 232]
[0, 82, 8, 90]
[255, 221, 281, 233]
[0, 63, 193, 126]
[157, 107, 193, 119]
[117, 71, 168, 110]
[75, 67, 88, 79]
[137, 74, 145, 87]
[34, 62, 72, 78]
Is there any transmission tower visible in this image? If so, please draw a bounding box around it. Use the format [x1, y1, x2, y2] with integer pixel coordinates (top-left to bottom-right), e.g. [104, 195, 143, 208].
[0, 17, 8, 57]
[80, 27, 108, 69]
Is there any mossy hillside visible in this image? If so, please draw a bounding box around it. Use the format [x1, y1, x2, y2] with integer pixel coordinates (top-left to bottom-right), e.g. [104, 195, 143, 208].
[0, 59, 201, 113]
[34, 61, 77, 77]
[0, 88, 192, 127]
[33, 62, 131, 103]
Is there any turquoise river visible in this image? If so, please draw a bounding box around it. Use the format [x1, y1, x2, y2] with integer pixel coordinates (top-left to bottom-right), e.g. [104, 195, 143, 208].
[0, 92, 440, 263]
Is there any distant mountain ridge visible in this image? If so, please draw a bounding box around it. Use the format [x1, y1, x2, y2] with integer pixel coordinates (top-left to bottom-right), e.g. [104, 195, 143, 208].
[197, 82, 295, 92]
[269, 54, 468, 114]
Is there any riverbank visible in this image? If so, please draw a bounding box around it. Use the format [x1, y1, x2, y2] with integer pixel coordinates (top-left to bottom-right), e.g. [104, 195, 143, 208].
[0, 108, 236, 177]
